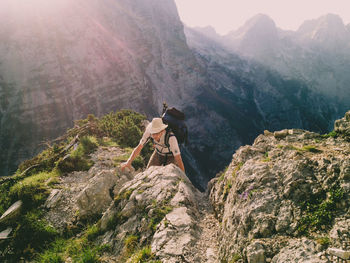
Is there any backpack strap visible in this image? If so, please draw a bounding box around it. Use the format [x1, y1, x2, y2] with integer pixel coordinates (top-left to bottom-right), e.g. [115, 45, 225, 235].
[164, 128, 175, 149]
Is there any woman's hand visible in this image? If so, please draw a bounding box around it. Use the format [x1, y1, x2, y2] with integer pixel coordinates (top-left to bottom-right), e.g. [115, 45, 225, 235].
[121, 161, 132, 172]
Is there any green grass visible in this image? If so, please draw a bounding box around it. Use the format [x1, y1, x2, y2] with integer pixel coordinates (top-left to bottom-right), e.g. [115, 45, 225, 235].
[9, 169, 61, 206]
[322, 130, 338, 138]
[229, 253, 242, 262]
[316, 236, 331, 247]
[56, 136, 99, 174]
[86, 224, 102, 241]
[223, 180, 232, 200]
[127, 246, 160, 263]
[217, 166, 229, 182]
[301, 145, 322, 153]
[297, 185, 344, 235]
[279, 144, 322, 153]
[147, 201, 173, 232]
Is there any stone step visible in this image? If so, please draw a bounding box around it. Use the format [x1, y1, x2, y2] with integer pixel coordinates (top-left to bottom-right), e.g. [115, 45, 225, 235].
[0, 200, 22, 224]
[0, 227, 12, 240]
[328, 248, 350, 260]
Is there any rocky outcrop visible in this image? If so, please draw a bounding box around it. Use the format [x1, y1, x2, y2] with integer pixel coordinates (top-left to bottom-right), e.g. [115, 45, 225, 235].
[209, 111, 350, 262]
[99, 164, 202, 262]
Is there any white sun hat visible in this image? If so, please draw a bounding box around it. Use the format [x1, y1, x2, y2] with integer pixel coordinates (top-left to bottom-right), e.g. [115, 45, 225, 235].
[150, 118, 168, 134]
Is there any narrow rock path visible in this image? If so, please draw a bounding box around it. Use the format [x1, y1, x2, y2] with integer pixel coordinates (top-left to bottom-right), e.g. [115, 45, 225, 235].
[184, 191, 220, 263]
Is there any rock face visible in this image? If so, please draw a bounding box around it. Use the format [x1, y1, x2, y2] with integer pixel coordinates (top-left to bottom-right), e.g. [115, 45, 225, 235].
[0, 0, 203, 176]
[100, 164, 202, 262]
[209, 111, 350, 262]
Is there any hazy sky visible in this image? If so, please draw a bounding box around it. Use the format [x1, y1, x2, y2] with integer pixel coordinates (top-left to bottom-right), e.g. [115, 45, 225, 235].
[174, 0, 350, 35]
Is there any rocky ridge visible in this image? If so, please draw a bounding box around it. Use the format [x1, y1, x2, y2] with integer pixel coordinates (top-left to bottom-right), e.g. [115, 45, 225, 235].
[209, 110, 350, 262]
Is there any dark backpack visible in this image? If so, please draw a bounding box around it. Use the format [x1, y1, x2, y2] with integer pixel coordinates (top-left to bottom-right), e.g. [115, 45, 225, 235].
[162, 107, 188, 146]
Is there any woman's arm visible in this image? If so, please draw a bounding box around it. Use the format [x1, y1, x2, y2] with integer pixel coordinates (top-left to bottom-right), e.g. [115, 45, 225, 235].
[174, 154, 185, 173]
[121, 143, 143, 171]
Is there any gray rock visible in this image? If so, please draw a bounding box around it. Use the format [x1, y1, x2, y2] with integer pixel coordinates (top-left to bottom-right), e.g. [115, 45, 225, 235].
[327, 248, 350, 259]
[209, 112, 350, 261]
[246, 241, 265, 263]
[0, 200, 22, 223]
[45, 189, 62, 209]
[271, 239, 326, 263]
[76, 170, 118, 218]
[0, 227, 12, 240]
[151, 207, 196, 258]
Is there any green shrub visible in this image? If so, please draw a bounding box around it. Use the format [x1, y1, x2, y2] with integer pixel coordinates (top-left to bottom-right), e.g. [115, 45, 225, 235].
[79, 136, 98, 155]
[316, 236, 330, 247]
[98, 110, 146, 148]
[57, 155, 94, 173]
[38, 250, 64, 263]
[229, 253, 242, 262]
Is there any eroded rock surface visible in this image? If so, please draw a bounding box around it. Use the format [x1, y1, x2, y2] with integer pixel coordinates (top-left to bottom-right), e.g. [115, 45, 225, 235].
[209, 111, 350, 262]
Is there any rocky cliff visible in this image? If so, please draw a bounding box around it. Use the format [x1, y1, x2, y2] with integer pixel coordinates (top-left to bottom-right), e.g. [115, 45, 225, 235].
[209, 110, 350, 262]
[0, 0, 203, 176]
[0, 110, 349, 262]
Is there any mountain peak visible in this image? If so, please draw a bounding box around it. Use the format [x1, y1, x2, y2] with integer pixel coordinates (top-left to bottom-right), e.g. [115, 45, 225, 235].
[297, 13, 349, 45]
[224, 13, 278, 53]
[235, 13, 276, 34]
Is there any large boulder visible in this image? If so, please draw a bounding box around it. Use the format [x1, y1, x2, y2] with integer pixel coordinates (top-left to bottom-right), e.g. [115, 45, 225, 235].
[76, 169, 119, 218]
[99, 164, 201, 262]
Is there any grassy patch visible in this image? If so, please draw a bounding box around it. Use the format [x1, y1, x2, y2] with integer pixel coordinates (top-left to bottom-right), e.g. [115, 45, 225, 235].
[315, 236, 331, 248]
[229, 253, 242, 262]
[9, 210, 59, 261]
[223, 179, 232, 200]
[9, 169, 60, 207]
[297, 185, 344, 235]
[86, 224, 102, 241]
[322, 130, 338, 138]
[301, 145, 322, 153]
[114, 188, 135, 206]
[147, 203, 173, 232]
[280, 144, 322, 154]
[217, 166, 229, 182]
[57, 135, 99, 174]
[127, 246, 160, 263]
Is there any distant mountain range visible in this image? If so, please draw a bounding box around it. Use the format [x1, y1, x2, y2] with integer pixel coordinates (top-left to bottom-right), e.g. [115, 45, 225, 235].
[192, 13, 350, 103]
[0, 1, 347, 189]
